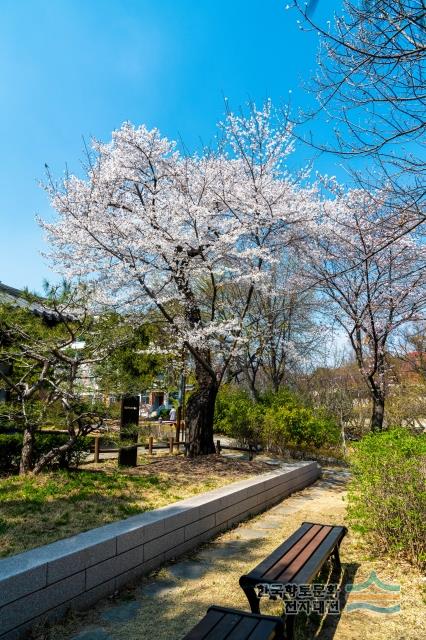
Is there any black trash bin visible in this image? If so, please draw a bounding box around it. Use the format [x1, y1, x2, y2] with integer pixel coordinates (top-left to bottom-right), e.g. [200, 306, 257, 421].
[118, 445, 138, 467]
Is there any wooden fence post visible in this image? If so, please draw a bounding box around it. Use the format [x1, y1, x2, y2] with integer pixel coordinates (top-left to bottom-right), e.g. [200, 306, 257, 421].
[169, 436, 174, 454]
[216, 439, 221, 454]
[94, 436, 100, 463]
[148, 436, 153, 455]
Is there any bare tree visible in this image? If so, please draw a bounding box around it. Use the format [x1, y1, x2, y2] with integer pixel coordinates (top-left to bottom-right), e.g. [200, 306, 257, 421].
[293, 0, 426, 229]
[298, 350, 372, 444]
[397, 322, 426, 379]
[226, 260, 324, 397]
[303, 187, 426, 431]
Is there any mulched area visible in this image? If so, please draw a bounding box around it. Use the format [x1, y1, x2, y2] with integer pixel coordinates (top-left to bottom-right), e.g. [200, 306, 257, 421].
[85, 453, 273, 481]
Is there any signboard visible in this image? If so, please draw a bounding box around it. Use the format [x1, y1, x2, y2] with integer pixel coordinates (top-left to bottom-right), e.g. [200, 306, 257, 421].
[120, 395, 140, 441]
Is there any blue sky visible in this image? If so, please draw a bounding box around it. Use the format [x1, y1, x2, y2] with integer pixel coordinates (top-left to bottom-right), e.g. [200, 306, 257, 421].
[0, 0, 343, 292]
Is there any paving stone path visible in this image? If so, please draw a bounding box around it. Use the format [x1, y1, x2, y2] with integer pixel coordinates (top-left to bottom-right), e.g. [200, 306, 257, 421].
[45, 468, 349, 640]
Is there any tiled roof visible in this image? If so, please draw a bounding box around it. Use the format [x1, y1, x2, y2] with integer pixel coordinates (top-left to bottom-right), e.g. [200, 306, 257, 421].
[0, 281, 60, 321]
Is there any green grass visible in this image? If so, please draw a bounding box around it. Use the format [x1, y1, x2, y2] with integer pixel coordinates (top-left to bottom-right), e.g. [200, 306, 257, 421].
[0, 455, 264, 557]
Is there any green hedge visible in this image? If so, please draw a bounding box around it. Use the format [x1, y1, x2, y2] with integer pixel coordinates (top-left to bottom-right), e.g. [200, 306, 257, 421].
[0, 432, 91, 475]
[263, 405, 339, 450]
[214, 387, 264, 444]
[348, 429, 426, 570]
[214, 386, 340, 451]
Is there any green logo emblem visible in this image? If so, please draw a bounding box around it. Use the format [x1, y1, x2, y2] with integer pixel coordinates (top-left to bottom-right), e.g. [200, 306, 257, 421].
[345, 571, 400, 614]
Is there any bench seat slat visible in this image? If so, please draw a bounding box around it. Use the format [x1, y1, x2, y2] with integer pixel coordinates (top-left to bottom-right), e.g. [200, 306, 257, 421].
[290, 525, 346, 585]
[204, 612, 242, 639]
[248, 619, 280, 640]
[183, 607, 284, 639]
[240, 522, 347, 588]
[261, 523, 323, 581]
[275, 525, 332, 583]
[183, 609, 225, 639]
[228, 617, 260, 638]
[241, 521, 313, 581]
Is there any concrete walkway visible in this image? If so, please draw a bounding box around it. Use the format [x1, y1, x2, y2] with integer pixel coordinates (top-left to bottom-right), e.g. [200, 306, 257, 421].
[43, 468, 349, 640]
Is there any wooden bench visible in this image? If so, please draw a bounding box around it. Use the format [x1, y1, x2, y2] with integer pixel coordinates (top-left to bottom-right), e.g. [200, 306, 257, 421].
[183, 605, 284, 640]
[239, 522, 347, 639]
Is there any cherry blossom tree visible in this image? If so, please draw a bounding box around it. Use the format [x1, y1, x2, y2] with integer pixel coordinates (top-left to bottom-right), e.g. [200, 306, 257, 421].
[41, 102, 317, 456]
[302, 186, 426, 431]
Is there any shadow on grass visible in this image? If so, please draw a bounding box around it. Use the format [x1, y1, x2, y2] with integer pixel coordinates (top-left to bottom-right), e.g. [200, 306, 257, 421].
[0, 468, 172, 557]
[296, 560, 361, 640]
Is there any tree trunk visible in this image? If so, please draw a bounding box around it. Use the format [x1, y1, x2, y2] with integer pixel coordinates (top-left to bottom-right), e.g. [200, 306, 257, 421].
[32, 437, 78, 475]
[340, 410, 347, 457]
[247, 376, 259, 403]
[186, 377, 218, 457]
[371, 393, 385, 432]
[19, 427, 34, 474]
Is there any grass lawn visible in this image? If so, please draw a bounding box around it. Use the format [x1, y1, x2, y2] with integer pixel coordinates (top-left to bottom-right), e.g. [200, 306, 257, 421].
[0, 454, 271, 558]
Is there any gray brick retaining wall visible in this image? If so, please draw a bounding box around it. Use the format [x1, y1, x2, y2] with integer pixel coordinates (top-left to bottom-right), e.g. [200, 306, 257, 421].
[0, 461, 320, 639]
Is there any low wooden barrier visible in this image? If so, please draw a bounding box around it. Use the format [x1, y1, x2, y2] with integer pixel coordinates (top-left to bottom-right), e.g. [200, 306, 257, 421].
[90, 436, 185, 462]
[39, 433, 256, 463]
[215, 439, 261, 461]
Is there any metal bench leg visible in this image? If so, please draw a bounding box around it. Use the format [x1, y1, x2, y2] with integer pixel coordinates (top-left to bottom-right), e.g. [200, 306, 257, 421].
[332, 544, 341, 569]
[241, 585, 260, 614]
[285, 615, 295, 640]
